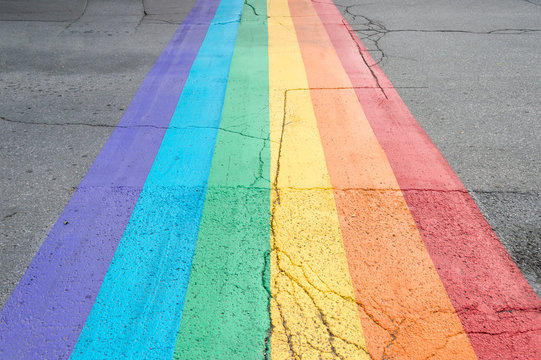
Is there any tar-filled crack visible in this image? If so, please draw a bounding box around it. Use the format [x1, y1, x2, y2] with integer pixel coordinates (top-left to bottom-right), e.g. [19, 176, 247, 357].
[350, 27, 541, 35]
[269, 87, 296, 358]
[340, 18, 388, 99]
[381, 326, 401, 360]
[273, 249, 375, 359]
[212, 17, 242, 26]
[3, 212, 17, 220]
[419, 331, 465, 360]
[65, 0, 88, 29]
[0, 115, 121, 128]
[336, 2, 541, 38]
[251, 138, 270, 188]
[471, 189, 540, 196]
[333, 2, 540, 101]
[262, 250, 272, 360]
[0, 19, 69, 23]
[494, 306, 541, 313]
[245, 0, 259, 16]
[338, 5, 387, 66]
[275, 298, 300, 359]
[468, 328, 540, 336]
[0, 115, 272, 141]
[136, 0, 148, 29]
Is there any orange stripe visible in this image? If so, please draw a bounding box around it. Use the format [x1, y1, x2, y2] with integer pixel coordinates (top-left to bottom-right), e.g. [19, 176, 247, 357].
[288, 0, 478, 358]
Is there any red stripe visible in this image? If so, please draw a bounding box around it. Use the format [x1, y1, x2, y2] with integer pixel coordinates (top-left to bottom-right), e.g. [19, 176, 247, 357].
[313, 1, 541, 358]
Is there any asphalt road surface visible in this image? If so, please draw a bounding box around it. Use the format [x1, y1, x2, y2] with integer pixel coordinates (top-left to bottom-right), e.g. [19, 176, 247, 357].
[1, 0, 199, 308]
[0, 0, 540, 358]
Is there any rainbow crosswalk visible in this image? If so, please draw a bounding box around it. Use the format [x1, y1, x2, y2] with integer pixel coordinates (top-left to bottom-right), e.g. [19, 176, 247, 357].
[1, 0, 540, 358]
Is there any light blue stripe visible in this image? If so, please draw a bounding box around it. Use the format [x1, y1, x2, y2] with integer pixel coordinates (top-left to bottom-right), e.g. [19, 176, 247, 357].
[70, 0, 243, 358]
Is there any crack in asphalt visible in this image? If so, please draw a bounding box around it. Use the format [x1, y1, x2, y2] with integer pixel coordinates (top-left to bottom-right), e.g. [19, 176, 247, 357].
[0, 19, 70, 23]
[2, 85, 431, 129]
[212, 18, 242, 26]
[467, 328, 541, 336]
[244, 0, 260, 16]
[339, 5, 387, 66]
[2, 212, 17, 220]
[250, 139, 270, 187]
[267, 89, 375, 359]
[471, 189, 540, 196]
[136, 0, 148, 29]
[0, 115, 122, 128]
[381, 327, 400, 360]
[318, 307, 343, 359]
[275, 297, 300, 359]
[495, 307, 541, 313]
[340, 18, 388, 99]
[66, 185, 539, 198]
[419, 331, 465, 360]
[272, 248, 375, 358]
[350, 27, 541, 35]
[142, 19, 182, 25]
[262, 250, 272, 360]
[0, 116, 274, 143]
[276, 245, 397, 358]
[269, 87, 296, 358]
[186, 125, 274, 143]
[269, 87, 290, 235]
[332, 0, 541, 102]
[4, 117, 531, 195]
[65, 0, 89, 29]
[457, 304, 541, 317]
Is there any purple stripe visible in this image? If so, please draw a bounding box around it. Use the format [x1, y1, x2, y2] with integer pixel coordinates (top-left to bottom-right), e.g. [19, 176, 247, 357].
[0, 0, 220, 358]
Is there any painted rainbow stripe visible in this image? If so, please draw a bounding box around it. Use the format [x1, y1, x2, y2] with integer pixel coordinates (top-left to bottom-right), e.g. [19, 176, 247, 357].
[1, 0, 540, 358]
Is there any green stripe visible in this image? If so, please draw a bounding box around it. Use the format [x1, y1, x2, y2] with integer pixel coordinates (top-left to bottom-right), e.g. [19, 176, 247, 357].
[172, 0, 270, 358]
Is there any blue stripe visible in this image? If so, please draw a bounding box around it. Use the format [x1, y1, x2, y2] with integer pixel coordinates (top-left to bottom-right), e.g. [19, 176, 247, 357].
[70, 0, 244, 358]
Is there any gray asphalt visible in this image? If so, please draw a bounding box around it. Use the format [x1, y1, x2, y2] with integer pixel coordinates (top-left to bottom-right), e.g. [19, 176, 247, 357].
[0, 0, 198, 308]
[0, 0, 540, 310]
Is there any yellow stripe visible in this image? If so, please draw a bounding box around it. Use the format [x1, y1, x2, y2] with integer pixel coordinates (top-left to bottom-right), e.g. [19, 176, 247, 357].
[268, 0, 369, 358]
